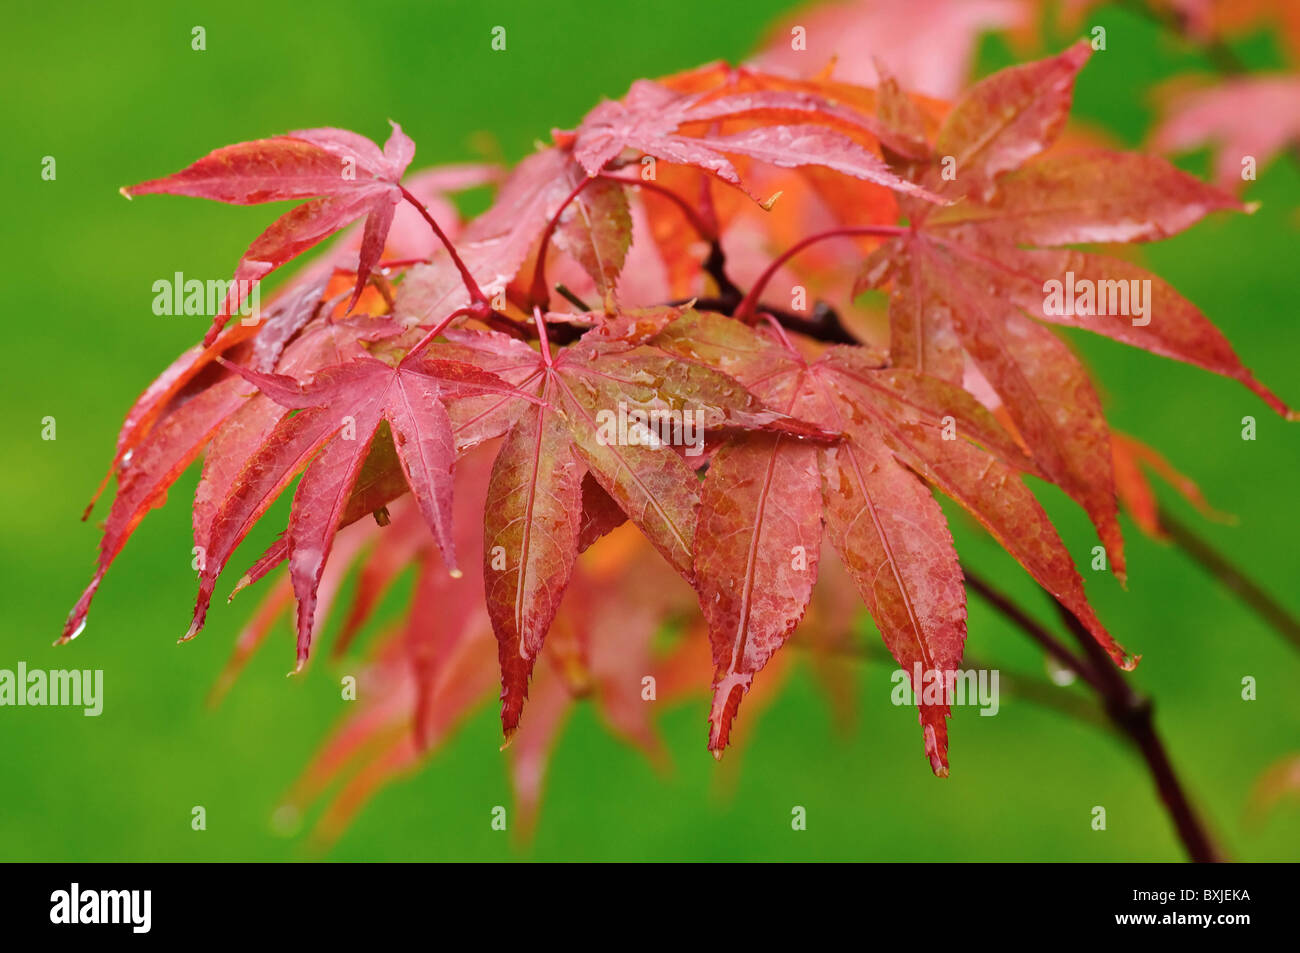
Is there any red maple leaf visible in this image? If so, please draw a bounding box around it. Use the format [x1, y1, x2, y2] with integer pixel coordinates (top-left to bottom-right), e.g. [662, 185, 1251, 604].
[198, 347, 538, 667]
[430, 317, 835, 737]
[653, 309, 1129, 770]
[853, 42, 1294, 582]
[123, 123, 417, 345]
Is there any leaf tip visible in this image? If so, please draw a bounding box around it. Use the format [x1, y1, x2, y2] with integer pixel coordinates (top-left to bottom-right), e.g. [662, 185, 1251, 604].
[707, 674, 749, 755]
[59, 613, 88, 646]
[922, 723, 950, 776]
[228, 574, 253, 602]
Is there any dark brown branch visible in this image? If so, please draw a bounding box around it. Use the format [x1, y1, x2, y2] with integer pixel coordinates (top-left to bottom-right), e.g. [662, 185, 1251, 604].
[481, 310, 531, 340]
[605, 174, 863, 343]
[676, 297, 861, 344]
[1049, 598, 1226, 863]
[702, 241, 743, 312]
[964, 573, 1108, 697]
[966, 569, 1224, 862]
[674, 237, 864, 344]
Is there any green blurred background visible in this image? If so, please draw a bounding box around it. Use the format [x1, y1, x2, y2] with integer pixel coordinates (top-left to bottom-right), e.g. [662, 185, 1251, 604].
[2, 1, 1297, 861]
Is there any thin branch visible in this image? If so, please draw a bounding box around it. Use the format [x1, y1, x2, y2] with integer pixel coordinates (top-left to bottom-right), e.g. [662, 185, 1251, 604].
[680, 296, 862, 344]
[1121, 0, 1300, 169]
[964, 572, 1109, 697]
[481, 311, 532, 340]
[702, 240, 744, 312]
[797, 635, 1109, 730]
[555, 283, 593, 313]
[734, 225, 905, 322]
[605, 174, 864, 338]
[1051, 598, 1226, 863]
[965, 569, 1224, 862]
[397, 186, 487, 307]
[1159, 504, 1300, 652]
[529, 175, 593, 310]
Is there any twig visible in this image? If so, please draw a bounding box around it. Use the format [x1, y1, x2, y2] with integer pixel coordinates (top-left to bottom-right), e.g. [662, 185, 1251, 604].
[1159, 505, 1300, 652]
[529, 175, 593, 309]
[1048, 593, 1226, 862]
[397, 186, 487, 307]
[734, 225, 905, 322]
[964, 573, 1109, 697]
[555, 283, 593, 312]
[964, 570, 1223, 861]
[798, 636, 1109, 730]
[1121, 0, 1300, 170]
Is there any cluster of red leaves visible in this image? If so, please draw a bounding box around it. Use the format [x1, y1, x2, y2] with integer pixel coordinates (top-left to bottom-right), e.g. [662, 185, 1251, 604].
[761, 0, 1300, 193]
[68, 39, 1292, 834]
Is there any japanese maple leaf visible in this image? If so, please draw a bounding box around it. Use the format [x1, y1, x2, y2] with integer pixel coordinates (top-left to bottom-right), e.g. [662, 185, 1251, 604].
[194, 348, 535, 667]
[85, 155, 488, 513]
[561, 77, 940, 204]
[1111, 431, 1230, 541]
[552, 166, 633, 310]
[428, 318, 832, 738]
[60, 315, 399, 645]
[248, 461, 694, 844]
[502, 533, 702, 834]
[652, 310, 1131, 771]
[855, 42, 1294, 582]
[280, 483, 499, 842]
[1152, 76, 1300, 190]
[123, 122, 416, 345]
